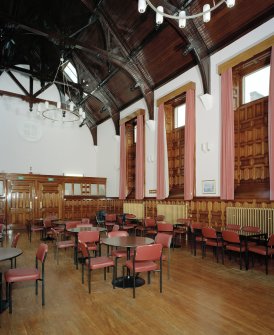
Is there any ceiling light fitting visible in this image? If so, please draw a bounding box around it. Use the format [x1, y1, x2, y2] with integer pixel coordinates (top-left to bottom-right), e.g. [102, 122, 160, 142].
[40, 58, 86, 123]
[138, 0, 235, 26]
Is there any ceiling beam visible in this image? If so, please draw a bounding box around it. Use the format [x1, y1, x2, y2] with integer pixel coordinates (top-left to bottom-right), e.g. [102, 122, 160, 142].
[97, 8, 155, 120]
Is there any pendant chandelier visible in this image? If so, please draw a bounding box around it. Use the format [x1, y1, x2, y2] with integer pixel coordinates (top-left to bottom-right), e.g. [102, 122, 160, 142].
[138, 0, 236, 27]
[40, 57, 85, 124]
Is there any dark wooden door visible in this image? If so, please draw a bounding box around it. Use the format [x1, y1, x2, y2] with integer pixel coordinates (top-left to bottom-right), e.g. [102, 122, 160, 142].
[7, 179, 35, 228]
[37, 182, 63, 219]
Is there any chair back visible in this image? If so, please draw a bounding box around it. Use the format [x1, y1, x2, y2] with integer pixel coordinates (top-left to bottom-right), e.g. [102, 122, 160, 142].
[125, 214, 136, 219]
[222, 230, 240, 243]
[51, 228, 59, 240]
[96, 210, 106, 221]
[156, 215, 165, 222]
[76, 223, 93, 228]
[108, 230, 129, 238]
[225, 224, 241, 231]
[190, 222, 204, 233]
[65, 221, 80, 229]
[112, 224, 120, 231]
[43, 217, 52, 229]
[105, 214, 117, 222]
[268, 234, 274, 247]
[144, 217, 156, 228]
[241, 226, 261, 233]
[155, 233, 172, 248]
[135, 243, 162, 262]
[36, 243, 48, 263]
[202, 227, 217, 239]
[81, 218, 90, 224]
[78, 231, 100, 244]
[78, 241, 89, 258]
[157, 223, 173, 232]
[11, 232, 21, 247]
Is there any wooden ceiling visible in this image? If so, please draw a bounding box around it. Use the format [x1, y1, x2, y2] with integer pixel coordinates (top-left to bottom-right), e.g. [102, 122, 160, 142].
[0, 0, 273, 141]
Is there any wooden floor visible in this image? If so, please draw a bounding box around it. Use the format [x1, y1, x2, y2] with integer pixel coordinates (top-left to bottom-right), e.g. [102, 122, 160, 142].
[1, 230, 274, 335]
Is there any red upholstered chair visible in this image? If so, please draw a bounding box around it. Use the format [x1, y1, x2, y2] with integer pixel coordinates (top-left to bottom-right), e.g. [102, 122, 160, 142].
[4, 243, 48, 313]
[155, 233, 172, 279]
[51, 228, 75, 265]
[225, 224, 241, 231]
[43, 217, 54, 240]
[241, 226, 261, 233]
[107, 231, 134, 279]
[201, 227, 223, 263]
[241, 225, 261, 246]
[173, 224, 187, 248]
[11, 232, 20, 248]
[105, 214, 117, 231]
[123, 243, 163, 298]
[78, 241, 115, 293]
[135, 218, 147, 236]
[112, 224, 120, 231]
[64, 221, 80, 239]
[28, 220, 44, 242]
[140, 217, 157, 237]
[190, 222, 205, 256]
[78, 231, 100, 265]
[157, 222, 174, 249]
[81, 218, 90, 225]
[65, 221, 80, 229]
[156, 215, 165, 222]
[222, 230, 247, 270]
[76, 223, 93, 228]
[248, 234, 274, 274]
[121, 214, 136, 233]
[10, 232, 21, 268]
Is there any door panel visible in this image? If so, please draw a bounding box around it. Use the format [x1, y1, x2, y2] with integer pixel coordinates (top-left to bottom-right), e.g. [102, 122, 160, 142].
[37, 182, 62, 218]
[7, 180, 35, 228]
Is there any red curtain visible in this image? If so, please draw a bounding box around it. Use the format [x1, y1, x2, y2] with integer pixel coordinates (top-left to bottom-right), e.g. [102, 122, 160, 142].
[184, 89, 195, 200]
[135, 115, 144, 199]
[220, 68, 234, 200]
[157, 104, 167, 199]
[119, 123, 127, 199]
[269, 46, 274, 200]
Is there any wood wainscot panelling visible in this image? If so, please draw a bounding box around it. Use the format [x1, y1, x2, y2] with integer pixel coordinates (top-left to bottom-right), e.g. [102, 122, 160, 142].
[2, 172, 274, 231]
[1, 173, 107, 228]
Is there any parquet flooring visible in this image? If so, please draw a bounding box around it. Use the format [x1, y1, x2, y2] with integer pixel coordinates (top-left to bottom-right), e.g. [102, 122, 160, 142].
[1, 230, 274, 335]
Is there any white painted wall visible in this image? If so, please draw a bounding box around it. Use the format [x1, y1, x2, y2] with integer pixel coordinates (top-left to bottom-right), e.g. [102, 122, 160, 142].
[0, 70, 96, 176]
[97, 118, 120, 197]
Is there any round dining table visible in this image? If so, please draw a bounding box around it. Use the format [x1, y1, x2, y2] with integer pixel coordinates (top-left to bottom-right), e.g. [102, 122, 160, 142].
[101, 236, 154, 288]
[0, 247, 23, 313]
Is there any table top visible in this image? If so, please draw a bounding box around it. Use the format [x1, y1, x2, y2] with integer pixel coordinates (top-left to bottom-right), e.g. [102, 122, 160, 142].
[67, 226, 107, 233]
[0, 247, 23, 261]
[101, 236, 154, 248]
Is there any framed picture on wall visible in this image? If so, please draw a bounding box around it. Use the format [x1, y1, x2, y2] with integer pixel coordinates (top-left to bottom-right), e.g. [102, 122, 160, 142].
[202, 180, 216, 194]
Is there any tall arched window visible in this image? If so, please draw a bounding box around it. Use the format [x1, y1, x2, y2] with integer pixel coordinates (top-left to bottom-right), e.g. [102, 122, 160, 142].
[119, 110, 145, 200]
[156, 82, 196, 200]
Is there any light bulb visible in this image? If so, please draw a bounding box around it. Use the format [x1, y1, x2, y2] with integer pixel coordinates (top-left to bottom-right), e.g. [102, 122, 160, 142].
[226, 0, 235, 8]
[179, 11, 186, 28]
[156, 6, 164, 25]
[138, 0, 147, 13]
[203, 4, 211, 23]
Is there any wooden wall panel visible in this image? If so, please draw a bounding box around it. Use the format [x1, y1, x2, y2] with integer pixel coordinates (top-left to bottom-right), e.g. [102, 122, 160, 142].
[234, 97, 269, 197]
